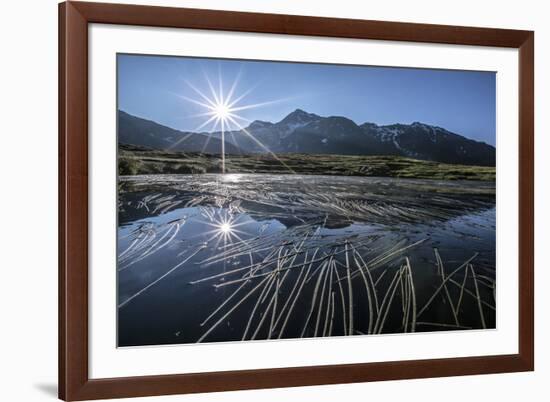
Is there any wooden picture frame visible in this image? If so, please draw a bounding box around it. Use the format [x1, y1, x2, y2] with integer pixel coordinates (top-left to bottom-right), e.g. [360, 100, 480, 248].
[59, 1, 534, 400]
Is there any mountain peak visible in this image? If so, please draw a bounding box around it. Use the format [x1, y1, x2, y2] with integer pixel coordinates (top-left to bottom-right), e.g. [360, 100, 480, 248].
[280, 109, 320, 124]
[290, 108, 308, 115]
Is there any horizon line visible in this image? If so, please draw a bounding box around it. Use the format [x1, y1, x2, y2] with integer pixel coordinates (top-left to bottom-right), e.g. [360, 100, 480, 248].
[118, 108, 495, 147]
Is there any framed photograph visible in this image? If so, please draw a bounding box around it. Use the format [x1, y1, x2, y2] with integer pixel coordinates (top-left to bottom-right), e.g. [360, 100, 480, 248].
[59, 1, 534, 400]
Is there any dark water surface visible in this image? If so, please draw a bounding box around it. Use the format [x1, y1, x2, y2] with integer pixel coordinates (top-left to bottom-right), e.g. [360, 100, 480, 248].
[117, 174, 496, 347]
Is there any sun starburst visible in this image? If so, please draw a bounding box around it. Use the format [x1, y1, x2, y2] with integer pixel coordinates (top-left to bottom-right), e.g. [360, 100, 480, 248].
[201, 211, 250, 249]
[174, 67, 295, 174]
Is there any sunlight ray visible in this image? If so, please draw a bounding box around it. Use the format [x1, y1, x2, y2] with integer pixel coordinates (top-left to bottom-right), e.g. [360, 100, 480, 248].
[203, 72, 221, 105]
[218, 64, 224, 106]
[183, 81, 218, 108]
[176, 94, 213, 110]
[230, 97, 292, 113]
[226, 84, 258, 108]
[220, 117, 226, 173]
[226, 67, 243, 107]
[194, 114, 220, 132]
[200, 124, 220, 154]
[228, 113, 253, 124]
[167, 131, 196, 151]
[226, 115, 295, 173]
[178, 110, 218, 119]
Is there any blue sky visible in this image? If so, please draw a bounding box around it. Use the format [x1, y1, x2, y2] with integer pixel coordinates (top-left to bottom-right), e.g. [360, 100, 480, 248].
[118, 54, 496, 146]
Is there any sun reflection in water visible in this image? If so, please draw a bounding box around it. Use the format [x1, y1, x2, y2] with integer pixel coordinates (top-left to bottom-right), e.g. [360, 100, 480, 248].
[220, 173, 243, 183]
[219, 222, 232, 234]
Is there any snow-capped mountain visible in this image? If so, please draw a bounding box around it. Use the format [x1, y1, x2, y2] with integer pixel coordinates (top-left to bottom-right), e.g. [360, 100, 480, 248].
[215, 109, 495, 166]
[118, 109, 495, 166]
[358, 121, 496, 166]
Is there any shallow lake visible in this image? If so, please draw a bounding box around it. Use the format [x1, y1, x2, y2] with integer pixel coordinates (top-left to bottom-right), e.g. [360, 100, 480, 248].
[117, 174, 496, 347]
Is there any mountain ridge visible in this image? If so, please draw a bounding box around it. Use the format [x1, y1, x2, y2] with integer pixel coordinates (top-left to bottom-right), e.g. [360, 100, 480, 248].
[119, 109, 495, 166]
[118, 110, 242, 154]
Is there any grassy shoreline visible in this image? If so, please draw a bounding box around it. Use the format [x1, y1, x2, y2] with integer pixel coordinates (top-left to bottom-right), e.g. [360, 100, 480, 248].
[119, 144, 495, 181]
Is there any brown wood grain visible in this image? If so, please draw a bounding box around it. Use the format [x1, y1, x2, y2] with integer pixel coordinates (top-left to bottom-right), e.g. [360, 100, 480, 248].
[518, 33, 535, 369]
[58, 1, 534, 400]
